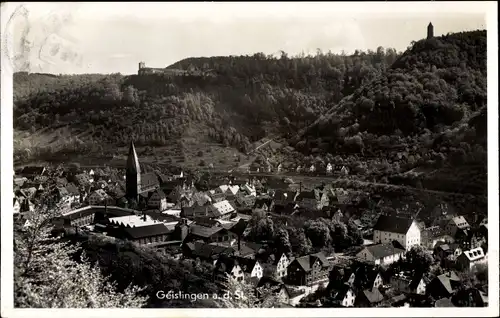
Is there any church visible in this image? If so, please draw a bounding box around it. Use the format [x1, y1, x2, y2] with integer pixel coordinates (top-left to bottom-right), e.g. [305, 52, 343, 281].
[126, 141, 160, 203]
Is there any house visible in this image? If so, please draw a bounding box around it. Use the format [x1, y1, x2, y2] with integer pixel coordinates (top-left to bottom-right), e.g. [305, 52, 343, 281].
[118, 223, 173, 245]
[330, 284, 356, 307]
[163, 209, 181, 218]
[14, 177, 28, 187]
[445, 216, 471, 237]
[355, 287, 384, 307]
[148, 189, 168, 211]
[88, 189, 112, 205]
[421, 226, 454, 249]
[181, 205, 213, 219]
[74, 173, 93, 187]
[55, 208, 96, 228]
[271, 190, 297, 213]
[434, 297, 455, 307]
[326, 163, 333, 174]
[356, 243, 405, 266]
[182, 241, 236, 262]
[372, 215, 421, 250]
[296, 165, 302, 173]
[340, 166, 349, 176]
[235, 256, 263, 279]
[211, 200, 236, 219]
[209, 192, 226, 203]
[287, 252, 330, 286]
[390, 272, 427, 295]
[185, 224, 237, 244]
[309, 165, 316, 173]
[273, 253, 289, 279]
[20, 166, 46, 178]
[254, 197, 272, 212]
[277, 163, 283, 173]
[108, 214, 158, 228]
[55, 186, 80, 207]
[256, 277, 292, 305]
[453, 287, 489, 307]
[456, 247, 487, 271]
[295, 191, 322, 210]
[433, 242, 462, 266]
[13, 198, 21, 214]
[213, 255, 245, 285]
[235, 195, 256, 210]
[427, 271, 461, 299]
[240, 184, 257, 197]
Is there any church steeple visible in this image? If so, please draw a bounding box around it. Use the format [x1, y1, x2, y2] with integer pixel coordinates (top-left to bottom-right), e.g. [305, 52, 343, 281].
[126, 141, 142, 201]
[427, 22, 434, 39]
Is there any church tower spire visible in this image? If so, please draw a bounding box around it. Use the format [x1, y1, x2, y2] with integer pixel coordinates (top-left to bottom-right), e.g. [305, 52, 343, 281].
[126, 140, 142, 201]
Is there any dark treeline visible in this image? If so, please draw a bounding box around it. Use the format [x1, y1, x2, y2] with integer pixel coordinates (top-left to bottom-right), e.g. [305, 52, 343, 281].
[14, 48, 400, 158]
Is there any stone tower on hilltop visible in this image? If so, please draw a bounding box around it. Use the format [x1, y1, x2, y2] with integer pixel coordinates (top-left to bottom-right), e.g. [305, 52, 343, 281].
[427, 22, 434, 39]
[126, 141, 142, 201]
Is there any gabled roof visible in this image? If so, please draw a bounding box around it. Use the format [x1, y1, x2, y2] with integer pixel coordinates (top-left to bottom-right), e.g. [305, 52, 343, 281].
[21, 166, 45, 175]
[234, 256, 259, 273]
[215, 255, 239, 273]
[65, 183, 80, 195]
[362, 243, 405, 259]
[435, 272, 461, 294]
[150, 188, 167, 199]
[296, 191, 317, 201]
[292, 252, 329, 272]
[435, 297, 455, 307]
[141, 172, 159, 188]
[273, 190, 297, 204]
[362, 288, 384, 303]
[123, 223, 171, 239]
[461, 247, 485, 262]
[373, 215, 414, 234]
[189, 224, 225, 238]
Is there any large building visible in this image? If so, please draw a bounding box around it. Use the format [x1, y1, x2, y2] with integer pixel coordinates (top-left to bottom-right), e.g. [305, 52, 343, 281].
[125, 141, 159, 202]
[372, 215, 421, 250]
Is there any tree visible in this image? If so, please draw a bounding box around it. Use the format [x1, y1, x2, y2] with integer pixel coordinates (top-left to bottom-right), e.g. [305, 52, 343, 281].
[273, 227, 292, 256]
[213, 275, 283, 308]
[304, 219, 331, 247]
[14, 197, 148, 308]
[288, 227, 312, 256]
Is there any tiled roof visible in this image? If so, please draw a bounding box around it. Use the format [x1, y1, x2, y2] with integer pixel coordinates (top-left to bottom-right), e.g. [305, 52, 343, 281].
[364, 243, 405, 259]
[362, 288, 384, 303]
[215, 255, 238, 273]
[21, 166, 45, 175]
[434, 297, 455, 307]
[212, 200, 235, 215]
[296, 191, 317, 201]
[123, 223, 172, 239]
[373, 215, 414, 234]
[234, 256, 259, 273]
[462, 247, 485, 261]
[141, 172, 159, 188]
[65, 183, 80, 195]
[189, 224, 224, 238]
[293, 252, 329, 272]
[436, 272, 461, 294]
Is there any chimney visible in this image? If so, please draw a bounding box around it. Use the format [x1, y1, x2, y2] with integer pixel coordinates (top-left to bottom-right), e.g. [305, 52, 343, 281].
[142, 213, 147, 222]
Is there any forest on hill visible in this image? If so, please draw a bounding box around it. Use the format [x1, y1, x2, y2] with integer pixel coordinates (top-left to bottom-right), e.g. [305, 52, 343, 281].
[295, 30, 487, 194]
[14, 47, 400, 162]
[13, 30, 487, 196]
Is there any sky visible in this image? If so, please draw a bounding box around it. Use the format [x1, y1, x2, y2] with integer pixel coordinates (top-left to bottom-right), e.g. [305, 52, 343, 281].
[2, 2, 490, 75]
